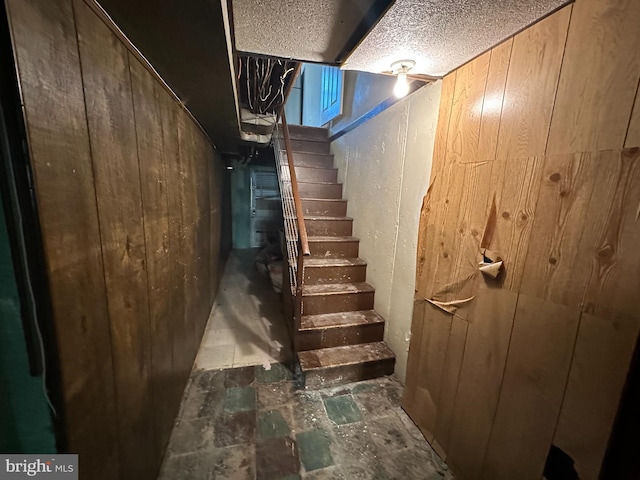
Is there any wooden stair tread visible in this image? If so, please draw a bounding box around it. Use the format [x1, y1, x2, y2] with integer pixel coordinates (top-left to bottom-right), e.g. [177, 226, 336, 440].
[304, 216, 352, 221]
[298, 342, 395, 370]
[301, 198, 345, 202]
[298, 180, 341, 186]
[307, 236, 359, 243]
[300, 310, 384, 331]
[302, 282, 374, 296]
[304, 258, 366, 267]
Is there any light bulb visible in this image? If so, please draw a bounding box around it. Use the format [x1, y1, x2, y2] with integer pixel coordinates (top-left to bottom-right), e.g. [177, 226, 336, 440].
[394, 71, 409, 98]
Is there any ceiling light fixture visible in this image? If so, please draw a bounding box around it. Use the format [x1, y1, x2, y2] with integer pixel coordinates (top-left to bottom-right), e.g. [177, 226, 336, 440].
[391, 60, 416, 98]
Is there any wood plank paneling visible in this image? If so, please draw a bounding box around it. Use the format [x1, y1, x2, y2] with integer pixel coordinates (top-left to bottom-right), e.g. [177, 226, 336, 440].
[447, 287, 518, 480]
[446, 52, 490, 165]
[408, 1, 640, 479]
[402, 300, 426, 413]
[627, 86, 640, 147]
[5, 1, 120, 477]
[165, 103, 190, 390]
[129, 55, 174, 455]
[431, 315, 467, 459]
[581, 147, 640, 319]
[74, 1, 156, 477]
[7, 1, 228, 477]
[547, 0, 640, 155]
[490, 156, 543, 292]
[554, 311, 640, 480]
[520, 152, 598, 306]
[406, 304, 453, 442]
[477, 39, 513, 162]
[495, 6, 571, 161]
[481, 294, 580, 480]
[431, 74, 457, 172]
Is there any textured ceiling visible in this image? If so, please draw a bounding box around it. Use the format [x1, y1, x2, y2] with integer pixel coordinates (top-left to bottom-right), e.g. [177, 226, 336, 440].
[232, 0, 386, 63]
[344, 0, 568, 76]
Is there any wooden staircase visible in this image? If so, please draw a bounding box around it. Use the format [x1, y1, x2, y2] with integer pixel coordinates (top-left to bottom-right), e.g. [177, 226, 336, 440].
[280, 124, 395, 389]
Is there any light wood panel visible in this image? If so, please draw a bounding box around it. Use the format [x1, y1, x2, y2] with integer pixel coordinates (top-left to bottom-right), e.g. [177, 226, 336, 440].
[447, 287, 518, 480]
[481, 294, 580, 480]
[490, 156, 543, 292]
[495, 6, 571, 161]
[547, 0, 640, 155]
[407, 1, 640, 479]
[446, 52, 490, 165]
[477, 39, 513, 162]
[580, 147, 640, 318]
[74, 2, 156, 476]
[554, 311, 640, 480]
[5, 1, 120, 477]
[129, 55, 174, 455]
[431, 74, 457, 172]
[406, 303, 453, 442]
[431, 316, 467, 459]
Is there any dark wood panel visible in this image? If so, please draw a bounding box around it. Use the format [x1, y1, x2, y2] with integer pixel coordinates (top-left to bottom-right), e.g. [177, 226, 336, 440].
[5, 0, 120, 477]
[129, 54, 174, 456]
[177, 108, 199, 360]
[627, 85, 640, 147]
[74, 1, 156, 477]
[159, 92, 189, 402]
[547, 0, 640, 155]
[481, 294, 580, 480]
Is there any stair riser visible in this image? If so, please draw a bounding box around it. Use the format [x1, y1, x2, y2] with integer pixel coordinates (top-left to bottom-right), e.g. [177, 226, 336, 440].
[304, 265, 366, 284]
[298, 183, 342, 199]
[287, 126, 328, 142]
[281, 152, 334, 169]
[301, 199, 347, 217]
[302, 291, 374, 315]
[290, 139, 330, 154]
[308, 241, 359, 258]
[305, 219, 353, 236]
[304, 359, 395, 389]
[297, 323, 385, 351]
[294, 166, 338, 183]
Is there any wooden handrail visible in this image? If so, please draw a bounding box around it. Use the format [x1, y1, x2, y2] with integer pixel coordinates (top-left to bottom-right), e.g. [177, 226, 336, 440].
[281, 110, 310, 256]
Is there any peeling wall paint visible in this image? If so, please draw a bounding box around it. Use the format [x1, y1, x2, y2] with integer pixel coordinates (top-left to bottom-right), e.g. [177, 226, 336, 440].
[331, 80, 442, 381]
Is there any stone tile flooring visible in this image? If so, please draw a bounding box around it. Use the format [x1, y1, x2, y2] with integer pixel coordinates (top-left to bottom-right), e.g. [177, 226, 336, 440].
[158, 363, 454, 479]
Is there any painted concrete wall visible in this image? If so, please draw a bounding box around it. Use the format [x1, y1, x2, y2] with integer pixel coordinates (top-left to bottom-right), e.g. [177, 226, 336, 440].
[328, 70, 396, 134]
[0, 200, 56, 453]
[331, 81, 442, 382]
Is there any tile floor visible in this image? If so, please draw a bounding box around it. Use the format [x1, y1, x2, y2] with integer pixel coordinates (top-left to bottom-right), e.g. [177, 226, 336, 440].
[195, 249, 291, 370]
[162, 249, 454, 478]
[158, 364, 454, 479]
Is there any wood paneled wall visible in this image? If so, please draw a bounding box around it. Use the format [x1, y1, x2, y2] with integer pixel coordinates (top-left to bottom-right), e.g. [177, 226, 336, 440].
[404, 1, 640, 479]
[5, 0, 230, 478]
